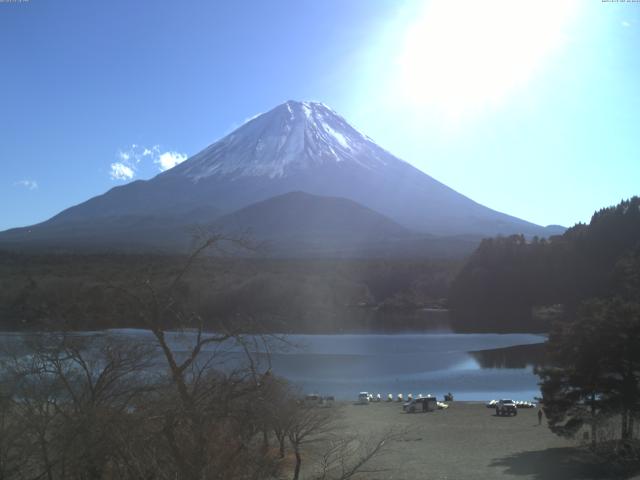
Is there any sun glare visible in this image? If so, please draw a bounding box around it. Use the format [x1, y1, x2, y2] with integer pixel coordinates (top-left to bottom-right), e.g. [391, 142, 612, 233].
[394, 0, 577, 118]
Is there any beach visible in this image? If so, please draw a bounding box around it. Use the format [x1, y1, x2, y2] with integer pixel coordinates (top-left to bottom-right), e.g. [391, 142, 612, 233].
[316, 401, 617, 480]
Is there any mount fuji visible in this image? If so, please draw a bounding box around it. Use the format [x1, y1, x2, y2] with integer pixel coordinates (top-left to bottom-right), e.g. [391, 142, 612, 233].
[0, 100, 563, 255]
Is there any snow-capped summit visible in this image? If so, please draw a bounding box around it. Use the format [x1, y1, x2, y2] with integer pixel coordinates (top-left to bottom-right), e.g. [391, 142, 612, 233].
[172, 100, 399, 180]
[0, 100, 564, 254]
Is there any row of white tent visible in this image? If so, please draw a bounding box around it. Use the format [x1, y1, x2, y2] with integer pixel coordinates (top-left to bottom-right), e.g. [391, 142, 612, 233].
[359, 392, 437, 403]
[485, 400, 537, 408]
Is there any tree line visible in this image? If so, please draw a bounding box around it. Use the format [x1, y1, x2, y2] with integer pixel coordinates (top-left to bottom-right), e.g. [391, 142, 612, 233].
[0, 251, 458, 333]
[449, 196, 640, 332]
[450, 197, 640, 461]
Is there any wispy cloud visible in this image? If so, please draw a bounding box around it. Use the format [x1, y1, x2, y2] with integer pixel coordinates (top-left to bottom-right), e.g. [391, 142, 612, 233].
[14, 179, 38, 190]
[108, 144, 187, 180]
[109, 163, 135, 180]
[155, 151, 187, 171]
[622, 20, 631, 28]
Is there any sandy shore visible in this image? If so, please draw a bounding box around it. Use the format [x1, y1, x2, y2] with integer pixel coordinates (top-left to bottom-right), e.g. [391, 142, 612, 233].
[322, 401, 622, 480]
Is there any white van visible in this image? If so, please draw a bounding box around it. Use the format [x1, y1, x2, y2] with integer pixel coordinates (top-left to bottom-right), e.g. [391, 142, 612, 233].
[357, 392, 370, 404]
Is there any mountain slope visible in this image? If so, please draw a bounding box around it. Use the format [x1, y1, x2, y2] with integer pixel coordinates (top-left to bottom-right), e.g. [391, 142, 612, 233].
[210, 191, 480, 258]
[211, 191, 415, 257]
[0, 192, 480, 257]
[0, 100, 563, 254]
[213, 191, 410, 240]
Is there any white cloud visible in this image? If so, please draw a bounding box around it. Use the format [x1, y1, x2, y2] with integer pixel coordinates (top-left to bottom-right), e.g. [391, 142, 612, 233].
[108, 144, 187, 180]
[142, 145, 160, 157]
[109, 162, 135, 180]
[155, 151, 188, 171]
[14, 179, 38, 190]
[622, 20, 631, 28]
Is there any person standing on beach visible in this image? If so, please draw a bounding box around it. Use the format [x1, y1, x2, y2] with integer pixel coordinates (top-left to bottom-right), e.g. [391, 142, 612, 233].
[537, 407, 543, 425]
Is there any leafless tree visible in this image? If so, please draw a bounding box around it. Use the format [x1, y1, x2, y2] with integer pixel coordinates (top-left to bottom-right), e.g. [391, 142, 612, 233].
[0, 374, 24, 480]
[282, 400, 402, 480]
[311, 428, 401, 480]
[0, 232, 400, 480]
[262, 375, 297, 459]
[287, 403, 338, 480]
[0, 333, 154, 480]
[105, 232, 282, 479]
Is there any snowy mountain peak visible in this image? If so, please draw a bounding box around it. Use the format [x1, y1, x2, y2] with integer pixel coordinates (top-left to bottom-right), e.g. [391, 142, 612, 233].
[0, 100, 557, 246]
[170, 100, 401, 181]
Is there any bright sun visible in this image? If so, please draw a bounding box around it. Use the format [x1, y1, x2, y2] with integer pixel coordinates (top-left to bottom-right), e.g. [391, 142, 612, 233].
[394, 0, 577, 118]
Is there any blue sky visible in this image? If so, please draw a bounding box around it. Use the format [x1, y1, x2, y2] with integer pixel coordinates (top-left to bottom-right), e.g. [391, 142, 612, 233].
[1, 0, 638, 231]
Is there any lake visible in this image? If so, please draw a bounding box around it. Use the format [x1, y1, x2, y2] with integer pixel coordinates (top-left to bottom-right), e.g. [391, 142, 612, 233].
[259, 333, 546, 401]
[1, 329, 546, 402]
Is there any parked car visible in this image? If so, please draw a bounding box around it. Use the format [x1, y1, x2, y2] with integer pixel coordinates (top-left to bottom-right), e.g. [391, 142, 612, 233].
[495, 399, 518, 416]
[305, 393, 320, 403]
[305, 393, 334, 407]
[318, 396, 334, 407]
[403, 396, 437, 413]
[357, 392, 370, 404]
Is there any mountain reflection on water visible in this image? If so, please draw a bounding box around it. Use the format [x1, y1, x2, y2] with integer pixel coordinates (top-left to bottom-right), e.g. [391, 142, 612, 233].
[469, 343, 547, 369]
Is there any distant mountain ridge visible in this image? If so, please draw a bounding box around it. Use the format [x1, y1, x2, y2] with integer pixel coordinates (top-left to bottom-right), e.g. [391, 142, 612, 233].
[208, 191, 479, 258]
[0, 100, 564, 256]
[213, 191, 410, 239]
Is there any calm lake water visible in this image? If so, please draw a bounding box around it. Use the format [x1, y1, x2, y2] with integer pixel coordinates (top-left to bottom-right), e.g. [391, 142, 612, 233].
[262, 333, 546, 401]
[0, 329, 546, 402]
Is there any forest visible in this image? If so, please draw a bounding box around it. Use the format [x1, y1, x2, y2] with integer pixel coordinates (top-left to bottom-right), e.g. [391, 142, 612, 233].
[449, 197, 640, 457]
[450, 197, 640, 332]
[0, 251, 459, 333]
[2, 197, 639, 335]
